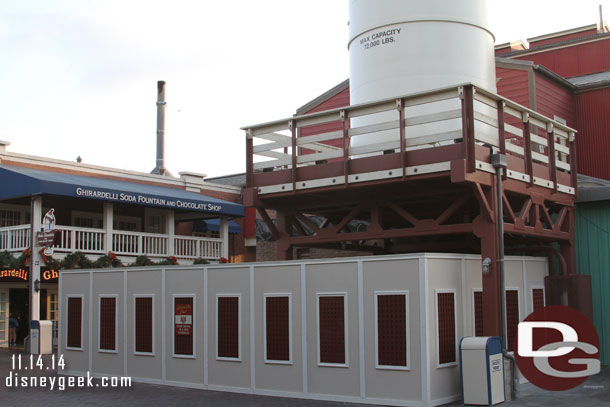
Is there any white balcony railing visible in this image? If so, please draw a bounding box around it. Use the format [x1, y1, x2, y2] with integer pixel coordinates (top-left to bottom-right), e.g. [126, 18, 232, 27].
[0, 225, 31, 251]
[58, 226, 105, 254]
[0, 224, 223, 261]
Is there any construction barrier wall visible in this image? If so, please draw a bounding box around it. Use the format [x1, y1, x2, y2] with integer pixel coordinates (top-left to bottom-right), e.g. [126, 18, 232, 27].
[59, 253, 547, 407]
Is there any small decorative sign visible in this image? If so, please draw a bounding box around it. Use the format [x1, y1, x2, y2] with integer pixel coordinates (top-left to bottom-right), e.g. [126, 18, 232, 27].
[40, 208, 56, 256]
[175, 303, 193, 336]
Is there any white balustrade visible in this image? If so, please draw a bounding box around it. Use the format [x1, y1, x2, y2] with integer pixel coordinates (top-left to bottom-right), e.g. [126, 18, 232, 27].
[175, 236, 223, 259]
[0, 224, 224, 261]
[0, 225, 30, 251]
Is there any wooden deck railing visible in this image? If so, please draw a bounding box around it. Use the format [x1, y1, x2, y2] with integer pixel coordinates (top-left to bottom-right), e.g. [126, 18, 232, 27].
[244, 84, 576, 196]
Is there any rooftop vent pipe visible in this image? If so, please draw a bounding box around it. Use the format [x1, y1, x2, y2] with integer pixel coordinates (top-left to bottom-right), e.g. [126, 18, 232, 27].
[151, 80, 171, 176]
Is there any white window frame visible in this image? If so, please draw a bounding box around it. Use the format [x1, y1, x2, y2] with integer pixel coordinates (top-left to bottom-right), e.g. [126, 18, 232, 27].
[216, 293, 241, 362]
[0, 203, 29, 226]
[374, 291, 410, 370]
[435, 289, 458, 368]
[144, 208, 167, 234]
[471, 288, 482, 337]
[65, 295, 84, 351]
[263, 293, 293, 365]
[133, 294, 155, 356]
[172, 294, 196, 359]
[98, 294, 118, 353]
[71, 210, 103, 229]
[316, 292, 349, 368]
[530, 286, 546, 314]
[114, 215, 142, 232]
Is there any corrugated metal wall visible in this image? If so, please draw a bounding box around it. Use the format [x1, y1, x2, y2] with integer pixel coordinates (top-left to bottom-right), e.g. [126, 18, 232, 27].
[576, 201, 610, 365]
[496, 67, 530, 108]
[515, 37, 610, 77]
[575, 88, 610, 180]
[535, 74, 575, 127]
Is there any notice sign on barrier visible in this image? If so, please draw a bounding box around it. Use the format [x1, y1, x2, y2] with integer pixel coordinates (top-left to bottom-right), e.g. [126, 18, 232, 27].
[175, 303, 193, 336]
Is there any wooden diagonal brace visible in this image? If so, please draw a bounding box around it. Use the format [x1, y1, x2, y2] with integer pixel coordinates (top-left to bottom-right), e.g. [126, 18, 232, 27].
[554, 207, 568, 233]
[541, 205, 554, 230]
[435, 194, 470, 225]
[473, 183, 494, 222]
[387, 202, 419, 226]
[257, 207, 280, 240]
[519, 199, 533, 222]
[333, 206, 362, 234]
[502, 192, 517, 223]
[294, 213, 320, 235]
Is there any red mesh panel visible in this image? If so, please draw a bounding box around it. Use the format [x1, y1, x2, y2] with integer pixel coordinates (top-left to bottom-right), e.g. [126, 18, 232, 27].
[67, 297, 82, 348]
[377, 294, 407, 367]
[217, 297, 239, 358]
[474, 291, 484, 336]
[135, 297, 153, 353]
[318, 296, 345, 364]
[532, 288, 545, 311]
[174, 297, 194, 356]
[99, 297, 116, 351]
[265, 296, 290, 361]
[506, 290, 519, 352]
[437, 292, 456, 364]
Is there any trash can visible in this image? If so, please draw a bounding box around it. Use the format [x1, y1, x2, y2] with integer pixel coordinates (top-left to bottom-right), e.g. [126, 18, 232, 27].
[30, 320, 53, 355]
[459, 336, 505, 406]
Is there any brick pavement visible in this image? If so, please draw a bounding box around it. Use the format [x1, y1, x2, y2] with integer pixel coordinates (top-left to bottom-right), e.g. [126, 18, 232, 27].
[0, 348, 608, 407]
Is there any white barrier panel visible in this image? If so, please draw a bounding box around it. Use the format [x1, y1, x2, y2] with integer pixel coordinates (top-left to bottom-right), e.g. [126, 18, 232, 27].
[59, 253, 547, 407]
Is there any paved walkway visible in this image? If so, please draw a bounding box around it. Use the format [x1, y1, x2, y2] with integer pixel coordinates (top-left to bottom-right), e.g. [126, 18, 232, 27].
[0, 349, 608, 406]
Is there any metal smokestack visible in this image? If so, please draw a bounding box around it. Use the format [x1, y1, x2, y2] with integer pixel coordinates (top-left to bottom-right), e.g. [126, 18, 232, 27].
[152, 80, 170, 176]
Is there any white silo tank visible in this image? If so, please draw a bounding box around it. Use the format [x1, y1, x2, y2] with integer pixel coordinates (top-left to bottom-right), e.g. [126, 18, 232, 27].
[348, 0, 497, 151]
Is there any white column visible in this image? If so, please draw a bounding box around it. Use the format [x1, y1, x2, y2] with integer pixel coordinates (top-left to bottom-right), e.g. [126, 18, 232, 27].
[219, 217, 229, 259]
[167, 210, 175, 256]
[103, 202, 113, 253]
[30, 196, 42, 322]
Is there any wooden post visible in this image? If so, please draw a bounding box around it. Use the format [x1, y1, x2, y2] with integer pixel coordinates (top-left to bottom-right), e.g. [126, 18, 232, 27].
[290, 120, 297, 193]
[522, 113, 534, 186]
[341, 110, 349, 186]
[461, 85, 476, 172]
[547, 123, 558, 192]
[398, 98, 407, 180]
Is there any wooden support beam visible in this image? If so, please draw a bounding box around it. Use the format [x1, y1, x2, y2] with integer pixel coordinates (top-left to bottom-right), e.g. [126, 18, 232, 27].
[473, 183, 494, 222]
[554, 206, 568, 233]
[519, 199, 533, 222]
[257, 207, 280, 240]
[502, 192, 517, 223]
[290, 119, 297, 193]
[523, 115, 534, 186]
[541, 205, 555, 230]
[435, 194, 470, 225]
[332, 206, 362, 234]
[460, 85, 476, 172]
[387, 202, 420, 226]
[289, 223, 473, 246]
[294, 213, 320, 235]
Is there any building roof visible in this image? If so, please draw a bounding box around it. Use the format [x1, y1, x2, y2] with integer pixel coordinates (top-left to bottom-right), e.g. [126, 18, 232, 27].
[295, 79, 349, 115]
[204, 173, 246, 188]
[568, 71, 610, 88]
[577, 173, 610, 203]
[0, 165, 244, 217]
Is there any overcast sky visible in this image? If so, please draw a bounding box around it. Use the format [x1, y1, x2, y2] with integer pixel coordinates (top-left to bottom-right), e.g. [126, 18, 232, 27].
[1, 1, 608, 177]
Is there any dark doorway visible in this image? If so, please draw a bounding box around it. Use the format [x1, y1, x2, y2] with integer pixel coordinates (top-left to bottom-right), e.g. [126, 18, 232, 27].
[9, 289, 29, 345]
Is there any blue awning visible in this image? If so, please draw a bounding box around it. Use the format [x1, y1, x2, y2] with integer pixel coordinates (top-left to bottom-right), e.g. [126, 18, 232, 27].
[193, 219, 241, 234]
[0, 165, 244, 217]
